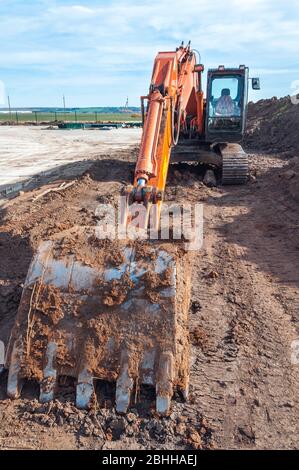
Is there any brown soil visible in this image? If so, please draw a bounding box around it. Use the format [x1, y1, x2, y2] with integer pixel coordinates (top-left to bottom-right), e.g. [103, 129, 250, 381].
[1, 138, 299, 449]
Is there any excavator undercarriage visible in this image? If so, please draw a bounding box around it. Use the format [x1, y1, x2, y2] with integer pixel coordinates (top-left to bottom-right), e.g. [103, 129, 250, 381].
[171, 141, 249, 185]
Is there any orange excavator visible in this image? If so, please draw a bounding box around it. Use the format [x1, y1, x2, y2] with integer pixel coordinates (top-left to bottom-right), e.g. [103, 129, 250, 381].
[123, 41, 260, 228]
[3, 42, 260, 415]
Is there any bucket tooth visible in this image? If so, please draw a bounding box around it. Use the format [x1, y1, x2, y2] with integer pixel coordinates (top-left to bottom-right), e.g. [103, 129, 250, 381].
[39, 342, 57, 403]
[7, 340, 23, 399]
[76, 368, 94, 409]
[115, 349, 135, 414]
[156, 351, 174, 415]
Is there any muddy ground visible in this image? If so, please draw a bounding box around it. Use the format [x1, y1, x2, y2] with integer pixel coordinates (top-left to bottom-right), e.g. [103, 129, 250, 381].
[0, 135, 299, 449]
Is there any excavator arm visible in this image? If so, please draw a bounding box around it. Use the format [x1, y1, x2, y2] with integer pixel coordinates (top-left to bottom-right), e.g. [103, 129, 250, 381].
[124, 43, 201, 228]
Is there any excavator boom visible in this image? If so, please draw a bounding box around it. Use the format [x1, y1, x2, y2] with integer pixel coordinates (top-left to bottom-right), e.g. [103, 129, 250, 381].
[123, 43, 201, 228]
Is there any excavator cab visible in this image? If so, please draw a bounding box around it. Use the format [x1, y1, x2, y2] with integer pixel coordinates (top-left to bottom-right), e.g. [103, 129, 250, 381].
[205, 65, 249, 142]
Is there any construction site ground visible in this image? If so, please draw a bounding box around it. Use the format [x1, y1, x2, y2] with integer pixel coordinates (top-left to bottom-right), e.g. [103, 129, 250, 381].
[0, 116, 299, 449]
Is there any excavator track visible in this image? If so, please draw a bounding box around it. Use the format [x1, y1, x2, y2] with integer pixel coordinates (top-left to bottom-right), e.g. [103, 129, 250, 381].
[221, 143, 249, 185]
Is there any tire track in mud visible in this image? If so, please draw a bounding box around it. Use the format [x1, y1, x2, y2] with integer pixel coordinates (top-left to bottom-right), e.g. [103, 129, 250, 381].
[189, 166, 299, 449]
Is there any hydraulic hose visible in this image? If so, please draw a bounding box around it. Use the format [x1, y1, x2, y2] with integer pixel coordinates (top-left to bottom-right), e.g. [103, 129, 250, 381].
[171, 97, 181, 146]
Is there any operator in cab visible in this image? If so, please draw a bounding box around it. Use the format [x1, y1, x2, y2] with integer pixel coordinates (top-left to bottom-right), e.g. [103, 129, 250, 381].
[216, 88, 240, 116]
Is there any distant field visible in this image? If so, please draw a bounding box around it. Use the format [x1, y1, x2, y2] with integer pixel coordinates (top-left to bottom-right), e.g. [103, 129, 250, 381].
[0, 112, 142, 123]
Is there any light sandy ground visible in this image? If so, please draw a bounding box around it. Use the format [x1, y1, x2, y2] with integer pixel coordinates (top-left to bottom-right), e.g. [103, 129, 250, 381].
[0, 126, 141, 195]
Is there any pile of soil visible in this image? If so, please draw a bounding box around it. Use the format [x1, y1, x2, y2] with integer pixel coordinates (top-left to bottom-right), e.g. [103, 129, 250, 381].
[245, 95, 299, 153]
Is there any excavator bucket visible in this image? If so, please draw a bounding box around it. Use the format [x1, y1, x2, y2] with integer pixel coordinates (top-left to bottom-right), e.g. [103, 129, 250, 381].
[5, 227, 191, 414]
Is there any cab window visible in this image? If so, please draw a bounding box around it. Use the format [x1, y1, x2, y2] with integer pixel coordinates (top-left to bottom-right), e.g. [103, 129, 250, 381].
[209, 76, 242, 118]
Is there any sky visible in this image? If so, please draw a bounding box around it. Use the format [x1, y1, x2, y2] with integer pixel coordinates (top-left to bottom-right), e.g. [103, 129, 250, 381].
[0, 0, 299, 107]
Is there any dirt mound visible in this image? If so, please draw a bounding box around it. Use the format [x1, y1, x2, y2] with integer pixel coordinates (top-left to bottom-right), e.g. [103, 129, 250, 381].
[245, 95, 299, 153]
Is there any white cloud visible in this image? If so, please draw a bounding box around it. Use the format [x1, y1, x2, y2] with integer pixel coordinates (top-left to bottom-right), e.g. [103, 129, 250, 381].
[40, 1, 299, 60]
[253, 68, 299, 75]
[0, 50, 81, 66]
[47, 4, 94, 17]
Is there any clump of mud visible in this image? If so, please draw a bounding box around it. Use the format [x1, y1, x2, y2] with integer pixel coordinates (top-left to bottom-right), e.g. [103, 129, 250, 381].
[52, 231, 127, 270]
[101, 273, 135, 306]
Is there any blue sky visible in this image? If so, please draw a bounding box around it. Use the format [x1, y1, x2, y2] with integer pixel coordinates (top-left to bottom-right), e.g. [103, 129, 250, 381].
[0, 0, 299, 107]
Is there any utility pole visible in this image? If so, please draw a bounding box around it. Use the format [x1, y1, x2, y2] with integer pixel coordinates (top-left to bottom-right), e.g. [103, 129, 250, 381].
[7, 95, 11, 119]
[63, 95, 66, 121]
